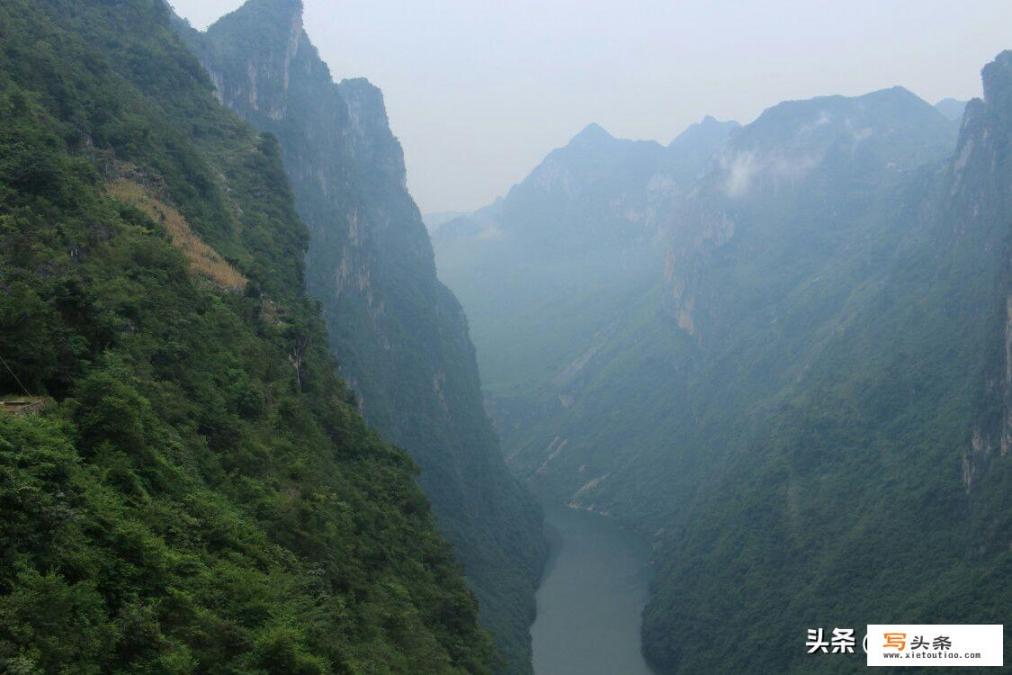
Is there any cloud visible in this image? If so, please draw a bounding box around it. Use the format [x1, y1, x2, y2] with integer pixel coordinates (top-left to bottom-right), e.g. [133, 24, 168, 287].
[723, 152, 758, 197]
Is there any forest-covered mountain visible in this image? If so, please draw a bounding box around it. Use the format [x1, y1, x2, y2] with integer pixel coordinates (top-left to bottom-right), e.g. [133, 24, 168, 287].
[435, 69, 1011, 671]
[173, 2, 545, 672]
[642, 66, 1012, 674]
[0, 0, 498, 672]
[434, 116, 737, 444]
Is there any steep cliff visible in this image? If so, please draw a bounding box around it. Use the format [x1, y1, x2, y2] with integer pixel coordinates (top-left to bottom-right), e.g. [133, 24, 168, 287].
[0, 0, 496, 672]
[175, 2, 545, 671]
[959, 52, 1012, 533]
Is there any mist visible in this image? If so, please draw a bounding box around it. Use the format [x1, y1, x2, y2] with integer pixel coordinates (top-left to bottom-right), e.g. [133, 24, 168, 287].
[5, 2, 1012, 674]
[170, 0, 1012, 214]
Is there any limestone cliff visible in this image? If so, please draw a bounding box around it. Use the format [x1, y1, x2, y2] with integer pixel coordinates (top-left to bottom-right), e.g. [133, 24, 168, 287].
[176, 2, 546, 671]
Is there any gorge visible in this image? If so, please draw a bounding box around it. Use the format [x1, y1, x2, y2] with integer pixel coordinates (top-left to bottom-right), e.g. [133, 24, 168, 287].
[435, 61, 1012, 673]
[0, 2, 1009, 674]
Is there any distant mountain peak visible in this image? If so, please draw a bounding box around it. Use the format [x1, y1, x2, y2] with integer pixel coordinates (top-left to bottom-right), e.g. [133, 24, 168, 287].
[879, 84, 913, 95]
[861, 84, 925, 105]
[698, 114, 731, 127]
[681, 114, 738, 132]
[669, 115, 739, 151]
[935, 98, 968, 122]
[571, 122, 614, 145]
[746, 86, 944, 141]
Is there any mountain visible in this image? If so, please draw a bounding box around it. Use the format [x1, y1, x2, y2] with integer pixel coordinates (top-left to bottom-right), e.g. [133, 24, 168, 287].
[0, 0, 497, 672]
[935, 96, 969, 121]
[437, 76, 1011, 672]
[174, 2, 545, 671]
[423, 211, 468, 234]
[643, 69, 1007, 675]
[434, 117, 737, 411]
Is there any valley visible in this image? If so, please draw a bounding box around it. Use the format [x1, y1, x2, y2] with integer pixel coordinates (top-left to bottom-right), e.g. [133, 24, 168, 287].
[436, 67, 1012, 673]
[0, 2, 1009, 673]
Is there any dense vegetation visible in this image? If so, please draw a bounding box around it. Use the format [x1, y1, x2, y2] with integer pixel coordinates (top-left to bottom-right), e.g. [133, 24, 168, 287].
[436, 73, 1012, 671]
[174, 3, 546, 671]
[0, 1, 495, 672]
[641, 83, 1012, 673]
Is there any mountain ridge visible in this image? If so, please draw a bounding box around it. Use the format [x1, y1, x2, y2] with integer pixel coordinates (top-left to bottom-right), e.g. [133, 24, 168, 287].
[176, 3, 546, 671]
[434, 76, 1010, 673]
[0, 0, 497, 671]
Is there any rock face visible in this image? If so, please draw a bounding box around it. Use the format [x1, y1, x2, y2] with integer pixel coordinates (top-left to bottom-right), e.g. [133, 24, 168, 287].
[962, 53, 1012, 485]
[176, 2, 545, 672]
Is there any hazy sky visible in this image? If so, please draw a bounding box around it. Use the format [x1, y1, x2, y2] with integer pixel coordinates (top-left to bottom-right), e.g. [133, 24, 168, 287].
[169, 0, 1012, 213]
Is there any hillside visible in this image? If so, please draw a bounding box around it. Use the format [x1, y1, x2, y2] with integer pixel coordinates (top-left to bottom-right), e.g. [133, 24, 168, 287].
[434, 116, 737, 425]
[436, 74, 1010, 671]
[0, 0, 495, 672]
[173, 2, 546, 671]
[642, 80, 1009, 674]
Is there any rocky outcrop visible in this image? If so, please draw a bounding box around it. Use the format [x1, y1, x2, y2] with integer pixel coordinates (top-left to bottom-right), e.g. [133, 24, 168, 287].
[957, 53, 1012, 488]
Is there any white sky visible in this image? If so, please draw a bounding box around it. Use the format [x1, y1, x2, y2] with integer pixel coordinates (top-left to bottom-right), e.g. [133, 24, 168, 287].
[169, 0, 1012, 214]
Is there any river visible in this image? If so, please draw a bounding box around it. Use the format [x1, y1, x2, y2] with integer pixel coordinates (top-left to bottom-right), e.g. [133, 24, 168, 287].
[531, 504, 656, 675]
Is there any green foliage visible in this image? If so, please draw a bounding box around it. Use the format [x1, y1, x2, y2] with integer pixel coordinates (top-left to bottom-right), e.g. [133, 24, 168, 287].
[638, 79, 1012, 675]
[178, 4, 546, 672]
[439, 81, 1011, 673]
[0, 1, 494, 672]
